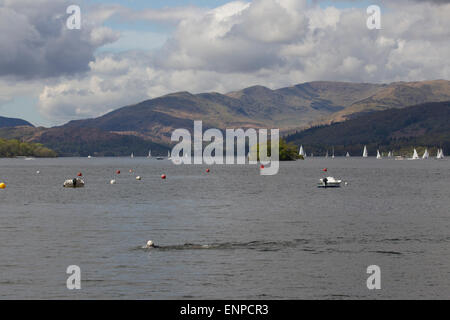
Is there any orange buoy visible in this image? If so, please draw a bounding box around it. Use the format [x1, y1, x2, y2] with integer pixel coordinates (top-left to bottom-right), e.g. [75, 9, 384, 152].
[161, 174, 166, 180]
[116, 170, 121, 174]
[77, 172, 83, 177]
[206, 168, 210, 173]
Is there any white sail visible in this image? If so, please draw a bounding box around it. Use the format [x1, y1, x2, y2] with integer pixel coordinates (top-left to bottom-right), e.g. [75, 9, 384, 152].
[148, 150, 152, 158]
[388, 151, 392, 158]
[376, 150, 382, 159]
[332, 147, 335, 159]
[437, 148, 444, 159]
[168, 150, 171, 159]
[346, 152, 350, 157]
[412, 148, 419, 160]
[299, 145, 305, 156]
[422, 149, 429, 159]
[131, 153, 134, 158]
[325, 150, 329, 158]
[363, 146, 368, 158]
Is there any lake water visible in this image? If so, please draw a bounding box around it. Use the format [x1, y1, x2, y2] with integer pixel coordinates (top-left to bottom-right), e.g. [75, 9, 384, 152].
[0, 157, 449, 299]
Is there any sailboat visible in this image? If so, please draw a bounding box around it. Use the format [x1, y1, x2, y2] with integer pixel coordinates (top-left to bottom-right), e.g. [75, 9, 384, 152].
[437, 148, 444, 159]
[346, 152, 350, 158]
[131, 153, 134, 159]
[422, 149, 429, 159]
[331, 147, 335, 159]
[325, 150, 329, 158]
[363, 146, 368, 158]
[411, 148, 419, 160]
[388, 151, 392, 158]
[147, 150, 152, 158]
[299, 145, 306, 158]
[167, 150, 172, 160]
[376, 150, 382, 159]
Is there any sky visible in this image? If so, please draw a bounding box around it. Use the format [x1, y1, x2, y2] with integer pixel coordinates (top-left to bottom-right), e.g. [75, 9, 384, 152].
[0, 0, 449, 127]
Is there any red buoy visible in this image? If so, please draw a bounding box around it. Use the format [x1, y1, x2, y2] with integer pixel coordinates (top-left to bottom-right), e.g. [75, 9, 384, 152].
[260, 165, 265, 169]
[116, 170, 121, 174]
[77, 172, 83, 177]
[206, 169, 210, 173]
[323, 168, 327, 172]
[161, 174, 166, 180]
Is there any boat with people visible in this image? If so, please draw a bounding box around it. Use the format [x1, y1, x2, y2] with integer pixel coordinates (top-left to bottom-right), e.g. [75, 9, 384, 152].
[63, 178, 85, 188]
[318, 176, 342, 188]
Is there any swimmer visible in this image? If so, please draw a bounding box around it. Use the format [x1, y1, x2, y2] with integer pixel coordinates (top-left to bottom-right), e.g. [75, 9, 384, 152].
[144, 240, 160, 249]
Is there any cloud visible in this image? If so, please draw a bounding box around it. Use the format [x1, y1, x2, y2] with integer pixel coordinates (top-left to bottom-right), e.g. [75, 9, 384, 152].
[2, 0, 448, 124]
[0, 0, 119, 79]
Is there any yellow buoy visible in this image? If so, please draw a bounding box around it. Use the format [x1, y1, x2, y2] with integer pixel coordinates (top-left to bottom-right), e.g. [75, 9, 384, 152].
[0, 182, 6, 189]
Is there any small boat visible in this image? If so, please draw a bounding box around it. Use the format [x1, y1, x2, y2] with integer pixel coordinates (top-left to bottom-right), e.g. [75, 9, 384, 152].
[156, 156, 164, 160]
[346, 152, 350, 158]
[299, 145, 306, 158]
[376, 150, 382, 159]
[318, 176, 342, 188]
[63, 178, 85, 188]
[411, 148, 420, 160]
[87, 155, 92, 159]
[422, 149, 429, 159]
[363, 145, 368, 158]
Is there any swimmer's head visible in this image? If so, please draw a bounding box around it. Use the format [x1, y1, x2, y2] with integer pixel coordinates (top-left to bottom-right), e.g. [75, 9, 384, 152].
[146, 240, 154, 248]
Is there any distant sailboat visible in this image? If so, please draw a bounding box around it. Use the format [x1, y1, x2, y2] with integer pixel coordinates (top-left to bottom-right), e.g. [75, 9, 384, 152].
[422, 149, 429, 159]
[167, 150, 172, 160]
[325, 150, 329, 158]
[363, 146, 368, 158]
[332, 147, 335, 159]
[412, 148, 419, 160]
[388, 151, 392, 158]
[346, 152, 350, 158]
[299, 145, 306, 157]
[131, 153, 134, 159]
[147, 150, 152, 158]
[437, 148, 444, 159]
[376, 150, 382, 159]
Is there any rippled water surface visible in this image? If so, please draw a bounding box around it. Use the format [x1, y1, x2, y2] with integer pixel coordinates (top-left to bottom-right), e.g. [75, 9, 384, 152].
[0, 157, 449, 299]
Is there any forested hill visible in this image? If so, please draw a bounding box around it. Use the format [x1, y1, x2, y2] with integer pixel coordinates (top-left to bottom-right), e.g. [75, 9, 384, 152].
[285, 101, 450, 156]
[0, 116, 33, 128]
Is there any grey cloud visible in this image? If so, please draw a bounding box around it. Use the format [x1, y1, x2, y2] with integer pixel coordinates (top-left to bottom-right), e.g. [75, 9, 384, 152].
[0, 0, 118, 79]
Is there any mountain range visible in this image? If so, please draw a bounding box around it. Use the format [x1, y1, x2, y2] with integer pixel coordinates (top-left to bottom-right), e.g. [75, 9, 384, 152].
[286, 100, 450, 156]
[0, 80, 449, 156]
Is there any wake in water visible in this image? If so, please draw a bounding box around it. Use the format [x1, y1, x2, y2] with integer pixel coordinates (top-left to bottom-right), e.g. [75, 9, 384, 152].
[138, 239, 310, 252]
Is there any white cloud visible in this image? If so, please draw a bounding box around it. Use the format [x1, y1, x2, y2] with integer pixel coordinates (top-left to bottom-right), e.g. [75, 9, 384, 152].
[1, 0, 449, 124]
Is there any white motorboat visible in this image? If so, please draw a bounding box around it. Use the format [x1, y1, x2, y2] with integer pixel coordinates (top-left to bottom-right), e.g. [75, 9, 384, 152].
[318, 176, 342, 188]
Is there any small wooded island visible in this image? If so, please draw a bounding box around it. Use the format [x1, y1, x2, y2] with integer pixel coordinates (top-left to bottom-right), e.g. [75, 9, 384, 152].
[0, 138, 57, 158]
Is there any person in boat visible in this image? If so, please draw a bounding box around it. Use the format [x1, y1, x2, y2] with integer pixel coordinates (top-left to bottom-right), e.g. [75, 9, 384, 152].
[72, 178, 77, 187]
[323, 177, 328, 187]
